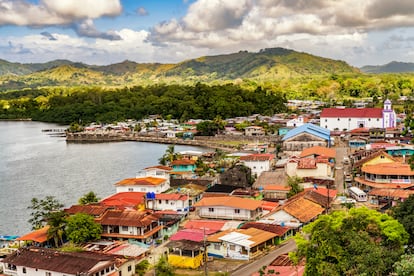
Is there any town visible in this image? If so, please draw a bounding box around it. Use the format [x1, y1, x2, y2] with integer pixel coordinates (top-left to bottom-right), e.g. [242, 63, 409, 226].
[1, 98, 413, 276]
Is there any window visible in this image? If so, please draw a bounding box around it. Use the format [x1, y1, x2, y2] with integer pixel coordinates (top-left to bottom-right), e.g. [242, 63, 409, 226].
[229, 245, 236, 251]
[348, 118, 351, 121]
[324, 119, 327, 122]
[106, 267, 110, 273]
[214, 244, 221, 250]
[128, 265, 132, 272]
[166, 200, 169, 204]
[122, 226, 128, 231]
[234, 209, 240, 214]
[140, 188, 146, 192]
[337, 118, 340, 121]
[368, 118, 371, 121]
[159, 200, 162, 204]
[45, 273, 51, 276]
[208, 208, 214, 212]
[128, 188, 133, 192]
[23, 268, 26, 274]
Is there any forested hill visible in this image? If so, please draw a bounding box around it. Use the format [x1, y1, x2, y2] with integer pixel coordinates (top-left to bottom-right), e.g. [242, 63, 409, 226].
[360, 61, 414, 73]
[0, 47, 358, 91]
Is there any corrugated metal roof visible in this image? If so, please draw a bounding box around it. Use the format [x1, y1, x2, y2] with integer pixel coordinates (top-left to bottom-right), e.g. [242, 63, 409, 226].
[282, 123, 330, 142]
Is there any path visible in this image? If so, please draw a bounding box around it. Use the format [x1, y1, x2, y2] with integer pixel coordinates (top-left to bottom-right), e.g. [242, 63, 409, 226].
[230, 239, 297, 276]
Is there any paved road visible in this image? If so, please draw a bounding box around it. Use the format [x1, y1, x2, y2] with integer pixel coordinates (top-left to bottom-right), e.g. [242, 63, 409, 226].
[230, 239, 297, 276]
[335, 146, 347, 195]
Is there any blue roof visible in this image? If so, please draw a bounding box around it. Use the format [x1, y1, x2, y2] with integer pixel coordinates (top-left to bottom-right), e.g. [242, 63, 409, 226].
[282, 123, 331, 142]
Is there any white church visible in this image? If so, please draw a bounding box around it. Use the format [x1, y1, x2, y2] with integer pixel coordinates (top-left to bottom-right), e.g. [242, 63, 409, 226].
[320, 99, 396, 131]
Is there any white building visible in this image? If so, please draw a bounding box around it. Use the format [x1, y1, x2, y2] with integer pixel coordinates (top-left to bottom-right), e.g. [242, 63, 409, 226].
[146, 193, 190, 212]
[193, 196, 262, 220]
[239, 153, 275, 178]
[320, 100, 396, 131]
[286, 115, 307, 127]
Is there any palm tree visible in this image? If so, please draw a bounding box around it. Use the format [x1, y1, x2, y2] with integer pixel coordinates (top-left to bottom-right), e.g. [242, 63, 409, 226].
[47, 211, 67, 247]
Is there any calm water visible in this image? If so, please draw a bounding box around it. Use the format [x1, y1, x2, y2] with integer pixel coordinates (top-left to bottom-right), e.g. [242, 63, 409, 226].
[0, 121, 206, 236]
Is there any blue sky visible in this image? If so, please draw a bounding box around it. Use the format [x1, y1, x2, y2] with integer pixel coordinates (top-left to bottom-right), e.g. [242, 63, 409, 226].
[1, 0, 414, 67]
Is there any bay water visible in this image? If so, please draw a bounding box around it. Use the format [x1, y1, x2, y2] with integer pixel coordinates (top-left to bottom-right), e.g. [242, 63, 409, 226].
[0, 121, 206, 236]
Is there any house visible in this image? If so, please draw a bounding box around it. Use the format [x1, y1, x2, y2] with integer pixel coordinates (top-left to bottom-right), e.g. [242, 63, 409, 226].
[262, 185, 291, 201]
[16, 226, 50, 247]
[353, 150, 398, 176]
[97, 210, 163, 244]
[239, 222, 293, 244]
[245, 126, 265, 136]
[145, 193, 189, 212]
[354, 162, 414, 191]
[99, 192, 146, 210]
[282, 196, 325, 224]
[156, 211, 184, 239]
[142, 165, 172, 178]
[171, 159, 197, 172]
[286, 115, 307, 127]
[166, 240, 206, 269]
[239, 153, 275, 178]
[194, 196, 262, 220]
[1, 246, 136, 276]
[282, 123, 331, 157]
[115, 177, 170, 194]
[320, 99, 396, 131]
[207, 228, 277, 260]
[286, 156, 334, 179]
[299, 146, 336, 161]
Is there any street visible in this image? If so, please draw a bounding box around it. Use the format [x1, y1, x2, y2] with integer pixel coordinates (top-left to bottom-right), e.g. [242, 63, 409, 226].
[230, 239, 297, 276]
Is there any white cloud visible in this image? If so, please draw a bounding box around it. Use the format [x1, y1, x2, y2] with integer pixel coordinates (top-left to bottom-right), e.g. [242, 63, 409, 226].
[42, 0, 122, 19]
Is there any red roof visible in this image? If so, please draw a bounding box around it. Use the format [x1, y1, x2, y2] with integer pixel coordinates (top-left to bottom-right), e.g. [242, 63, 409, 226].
[320, 107, 383, 118]
[261, 201, 279, 211]
[184, 220, 227, 232]
[155, 193, 188, 201]
[100, 192, 146, 208]
[240, 154, 275, 162]
[170, 229, 216, 242]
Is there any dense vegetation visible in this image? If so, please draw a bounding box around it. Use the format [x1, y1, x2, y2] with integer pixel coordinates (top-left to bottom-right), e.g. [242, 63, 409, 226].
[0, 83, 287, 124]
[294, 207, 409, 275]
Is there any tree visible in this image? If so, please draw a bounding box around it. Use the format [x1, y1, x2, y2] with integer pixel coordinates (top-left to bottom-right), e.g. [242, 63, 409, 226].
[28, 196, 64, 230]
[154, 255, 175, 276]
[294, 207, 408, 275]
[135, 259, 150, 276]
[393, 254, 414, 276]
[159, 145, 180, 165]
[196, 120, 224, 136]
[66, 213, 102, 244]
[78, 191, 100, 205]
[392, 194, 414, 252]
[47, 211, 67, 247]
[286, 176, 303, 198]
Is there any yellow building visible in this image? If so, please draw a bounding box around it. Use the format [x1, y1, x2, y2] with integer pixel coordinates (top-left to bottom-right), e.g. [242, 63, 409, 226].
[166, 240, 206, 269]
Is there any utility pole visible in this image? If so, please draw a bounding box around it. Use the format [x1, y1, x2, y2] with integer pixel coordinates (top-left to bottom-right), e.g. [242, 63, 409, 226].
[204, 227, 208, 276]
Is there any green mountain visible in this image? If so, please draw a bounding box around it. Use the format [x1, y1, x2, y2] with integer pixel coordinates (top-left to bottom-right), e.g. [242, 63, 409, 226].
[0, 47, 359, 91]
[360, 61, 414, 73]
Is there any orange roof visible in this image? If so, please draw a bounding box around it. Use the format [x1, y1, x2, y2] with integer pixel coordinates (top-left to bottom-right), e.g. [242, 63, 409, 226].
[144, 165, 172, 171]
[240, 154, 275, 162]
[171, 159, 196, 165]
[362, 163, 414, 176]
[155, 193, 188, 201]
[193, 196, 262, 210]
[264, 185, 291, 191]
[184, 220, 227, 232]
[17, 226, 50, 243]
[354, 177, 414, 189]
[261, 201, 279, 211]
[300, 146, 336, 158]
[115, 177, 166, 186]
[100, 192, 146, 208]
[368, 188, 414, 199]
[283, 197, 324, 223]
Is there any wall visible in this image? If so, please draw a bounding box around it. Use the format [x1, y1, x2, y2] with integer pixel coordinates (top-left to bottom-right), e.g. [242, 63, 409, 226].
[198, 206, 255, 220]
[168, 253, 204, 269]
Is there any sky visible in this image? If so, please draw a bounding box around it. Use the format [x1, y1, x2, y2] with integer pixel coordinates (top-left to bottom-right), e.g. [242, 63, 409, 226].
[1, 0, 414, 67]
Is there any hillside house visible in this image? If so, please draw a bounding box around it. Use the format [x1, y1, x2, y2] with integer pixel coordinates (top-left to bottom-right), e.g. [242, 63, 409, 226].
[145, 193, 189, 212]
[194, 196, 262, 220]
[239, 153, 275, 178]
[115, 177, 170, 193]
[98, 210, 162, 244]
[282, 123, 331, 157]
[1, 247, 137, 276]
